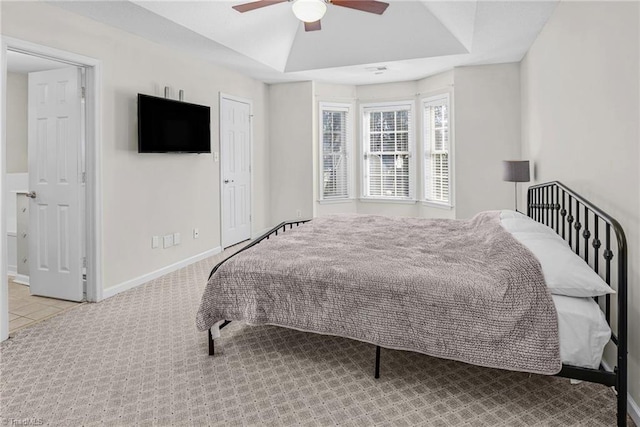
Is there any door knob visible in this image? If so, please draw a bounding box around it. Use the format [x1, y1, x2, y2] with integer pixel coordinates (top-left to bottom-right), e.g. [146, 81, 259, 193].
[26, 191, 36, 199]
[224, 179, 230, 184]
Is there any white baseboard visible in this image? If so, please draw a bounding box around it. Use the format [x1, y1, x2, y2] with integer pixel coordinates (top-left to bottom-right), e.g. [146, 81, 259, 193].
[102, 247, 221, 300]
[13, 274, 29, 286]
[7, 266, 17, 277]
[629, 392, 640, 426]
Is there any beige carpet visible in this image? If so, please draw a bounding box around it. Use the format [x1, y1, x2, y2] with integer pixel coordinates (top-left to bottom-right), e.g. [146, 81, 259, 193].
[0, 249, 630, 426]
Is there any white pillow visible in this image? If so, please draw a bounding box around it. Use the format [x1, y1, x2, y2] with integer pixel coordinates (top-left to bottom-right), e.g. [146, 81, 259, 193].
[500, 212, 615, 298]
[500, 209, 527, 219]
[500, 210, 565, 241]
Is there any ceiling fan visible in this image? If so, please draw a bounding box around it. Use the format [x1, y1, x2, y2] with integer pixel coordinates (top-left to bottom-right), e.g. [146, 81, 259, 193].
[232, 0, 390, 32]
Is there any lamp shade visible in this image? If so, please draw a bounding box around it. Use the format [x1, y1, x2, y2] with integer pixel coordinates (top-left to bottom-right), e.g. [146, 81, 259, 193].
[292, 0, 327, 22]
[502, 160, 530, 182]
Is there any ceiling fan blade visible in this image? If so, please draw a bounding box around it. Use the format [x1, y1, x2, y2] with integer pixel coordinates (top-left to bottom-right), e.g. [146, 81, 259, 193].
[232, 0, 288, 13]
[304, 20, 322, 32]
[331, 0, 389, 15]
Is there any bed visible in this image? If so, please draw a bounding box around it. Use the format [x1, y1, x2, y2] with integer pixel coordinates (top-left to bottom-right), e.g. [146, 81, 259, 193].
[196, 181, 628, 426]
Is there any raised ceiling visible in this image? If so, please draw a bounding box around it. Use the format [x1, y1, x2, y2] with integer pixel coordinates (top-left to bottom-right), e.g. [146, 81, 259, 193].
[55, 1, 558, 85]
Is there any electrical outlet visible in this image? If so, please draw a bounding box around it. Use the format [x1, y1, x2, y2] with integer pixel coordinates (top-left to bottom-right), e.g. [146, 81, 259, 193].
[163, 234, 174, 248]
[151, 236, 159, 249]
[193, 228, 200, 239]
[173, 232, 181, 245]
[296, 209, 302, 218]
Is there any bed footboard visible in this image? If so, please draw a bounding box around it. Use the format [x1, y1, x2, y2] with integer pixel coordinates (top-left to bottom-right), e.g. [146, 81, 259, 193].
[207, 220, 311, 281]
[206, 219, 311, 355]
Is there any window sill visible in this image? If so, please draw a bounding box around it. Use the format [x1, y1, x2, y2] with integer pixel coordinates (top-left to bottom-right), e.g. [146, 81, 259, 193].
[421, 201, 454, 210]
[359, 198, 417, 205]
[318, 198, 355, 205]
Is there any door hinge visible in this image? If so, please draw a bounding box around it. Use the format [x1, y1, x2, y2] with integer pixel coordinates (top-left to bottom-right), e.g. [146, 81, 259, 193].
[82, 257, 87, 268]
[81, 172, 87, 183]
[81, 86, 86, 99]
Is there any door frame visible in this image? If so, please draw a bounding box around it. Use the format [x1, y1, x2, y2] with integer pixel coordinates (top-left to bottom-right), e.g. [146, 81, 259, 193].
[219, 92, 253, 248]
[0, 37, 103, 341]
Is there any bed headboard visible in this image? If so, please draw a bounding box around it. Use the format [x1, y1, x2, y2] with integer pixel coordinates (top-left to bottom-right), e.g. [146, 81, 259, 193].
[527, 181, 627, 382]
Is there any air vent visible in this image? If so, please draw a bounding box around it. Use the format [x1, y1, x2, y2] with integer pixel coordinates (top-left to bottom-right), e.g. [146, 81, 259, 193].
[365, 65, 387, 75]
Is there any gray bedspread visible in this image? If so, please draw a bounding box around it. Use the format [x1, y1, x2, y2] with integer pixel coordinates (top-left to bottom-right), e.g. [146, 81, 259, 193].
[196, 212, 561, 375]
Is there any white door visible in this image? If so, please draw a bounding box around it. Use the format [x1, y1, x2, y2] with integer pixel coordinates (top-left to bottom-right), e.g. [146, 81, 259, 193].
[220, 97, 251, 248]
[27, 67, 83, 301]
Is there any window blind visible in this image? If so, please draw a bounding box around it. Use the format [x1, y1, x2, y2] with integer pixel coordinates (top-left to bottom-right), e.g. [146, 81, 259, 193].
[424, 96, 450, 204]
[321, 106, 349, 199]
[363, 104, 413, 199]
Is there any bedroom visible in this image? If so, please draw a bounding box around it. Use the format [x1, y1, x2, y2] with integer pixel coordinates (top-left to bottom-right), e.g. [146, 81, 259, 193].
[0, 0, 638, 425]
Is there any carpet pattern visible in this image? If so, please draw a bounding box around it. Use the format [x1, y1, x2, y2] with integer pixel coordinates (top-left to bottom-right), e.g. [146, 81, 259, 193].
[0, 249, 628, 426]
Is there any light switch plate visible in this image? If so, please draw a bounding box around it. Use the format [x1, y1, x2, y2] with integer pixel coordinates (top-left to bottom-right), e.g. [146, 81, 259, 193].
[163, 234, 173, 248]
[193, 228, 199, 239]
[152, 236, 159, 249]
[214, 152, 219, 162]
[173, 232, 181, 245]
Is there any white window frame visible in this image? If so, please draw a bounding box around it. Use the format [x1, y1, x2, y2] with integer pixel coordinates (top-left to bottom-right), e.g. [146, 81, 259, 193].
[318, 102, 353, 202]
[422, 93, 453, 208]
[360, 100, 416, 201]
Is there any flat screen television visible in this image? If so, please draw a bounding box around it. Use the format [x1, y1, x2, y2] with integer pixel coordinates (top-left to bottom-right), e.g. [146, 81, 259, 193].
[138, 94, 211, 153]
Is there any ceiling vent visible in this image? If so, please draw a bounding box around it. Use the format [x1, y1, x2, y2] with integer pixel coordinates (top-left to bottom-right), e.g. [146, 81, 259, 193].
[366, 66, 387, 75]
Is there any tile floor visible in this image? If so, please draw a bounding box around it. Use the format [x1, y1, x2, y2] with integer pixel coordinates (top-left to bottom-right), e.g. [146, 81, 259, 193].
[8, 278, 83, 334]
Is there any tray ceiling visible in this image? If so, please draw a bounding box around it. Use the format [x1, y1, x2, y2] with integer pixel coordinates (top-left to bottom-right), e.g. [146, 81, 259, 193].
[54, 1, 559, 85]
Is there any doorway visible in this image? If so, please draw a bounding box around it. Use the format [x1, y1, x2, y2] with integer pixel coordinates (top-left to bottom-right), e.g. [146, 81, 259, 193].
[5, 51, 85, 333]
[1, 38, 103, 341]
[220, 94, 252, 248]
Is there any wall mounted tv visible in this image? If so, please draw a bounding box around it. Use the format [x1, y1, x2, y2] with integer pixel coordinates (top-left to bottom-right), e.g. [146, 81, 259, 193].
[138, 94, 211, 153]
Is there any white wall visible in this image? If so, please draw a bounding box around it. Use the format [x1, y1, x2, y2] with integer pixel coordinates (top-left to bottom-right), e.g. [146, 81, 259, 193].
[6, 72, 27, 173]
[269, 81, 314, 223]
[454, 63, 521, 219]
[1, 1, 271, 291]
[521, 0, 640, 409]
[251, 87, 271, 235]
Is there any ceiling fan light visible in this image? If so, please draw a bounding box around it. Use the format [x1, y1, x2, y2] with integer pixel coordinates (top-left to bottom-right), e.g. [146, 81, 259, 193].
[292, 0, 327, 23]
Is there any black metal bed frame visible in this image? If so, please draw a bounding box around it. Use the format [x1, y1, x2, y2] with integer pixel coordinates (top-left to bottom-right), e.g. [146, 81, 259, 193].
[206, 181, 628, 425]
[527, 181, 628, 426]
[206, 220, 311, 356]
